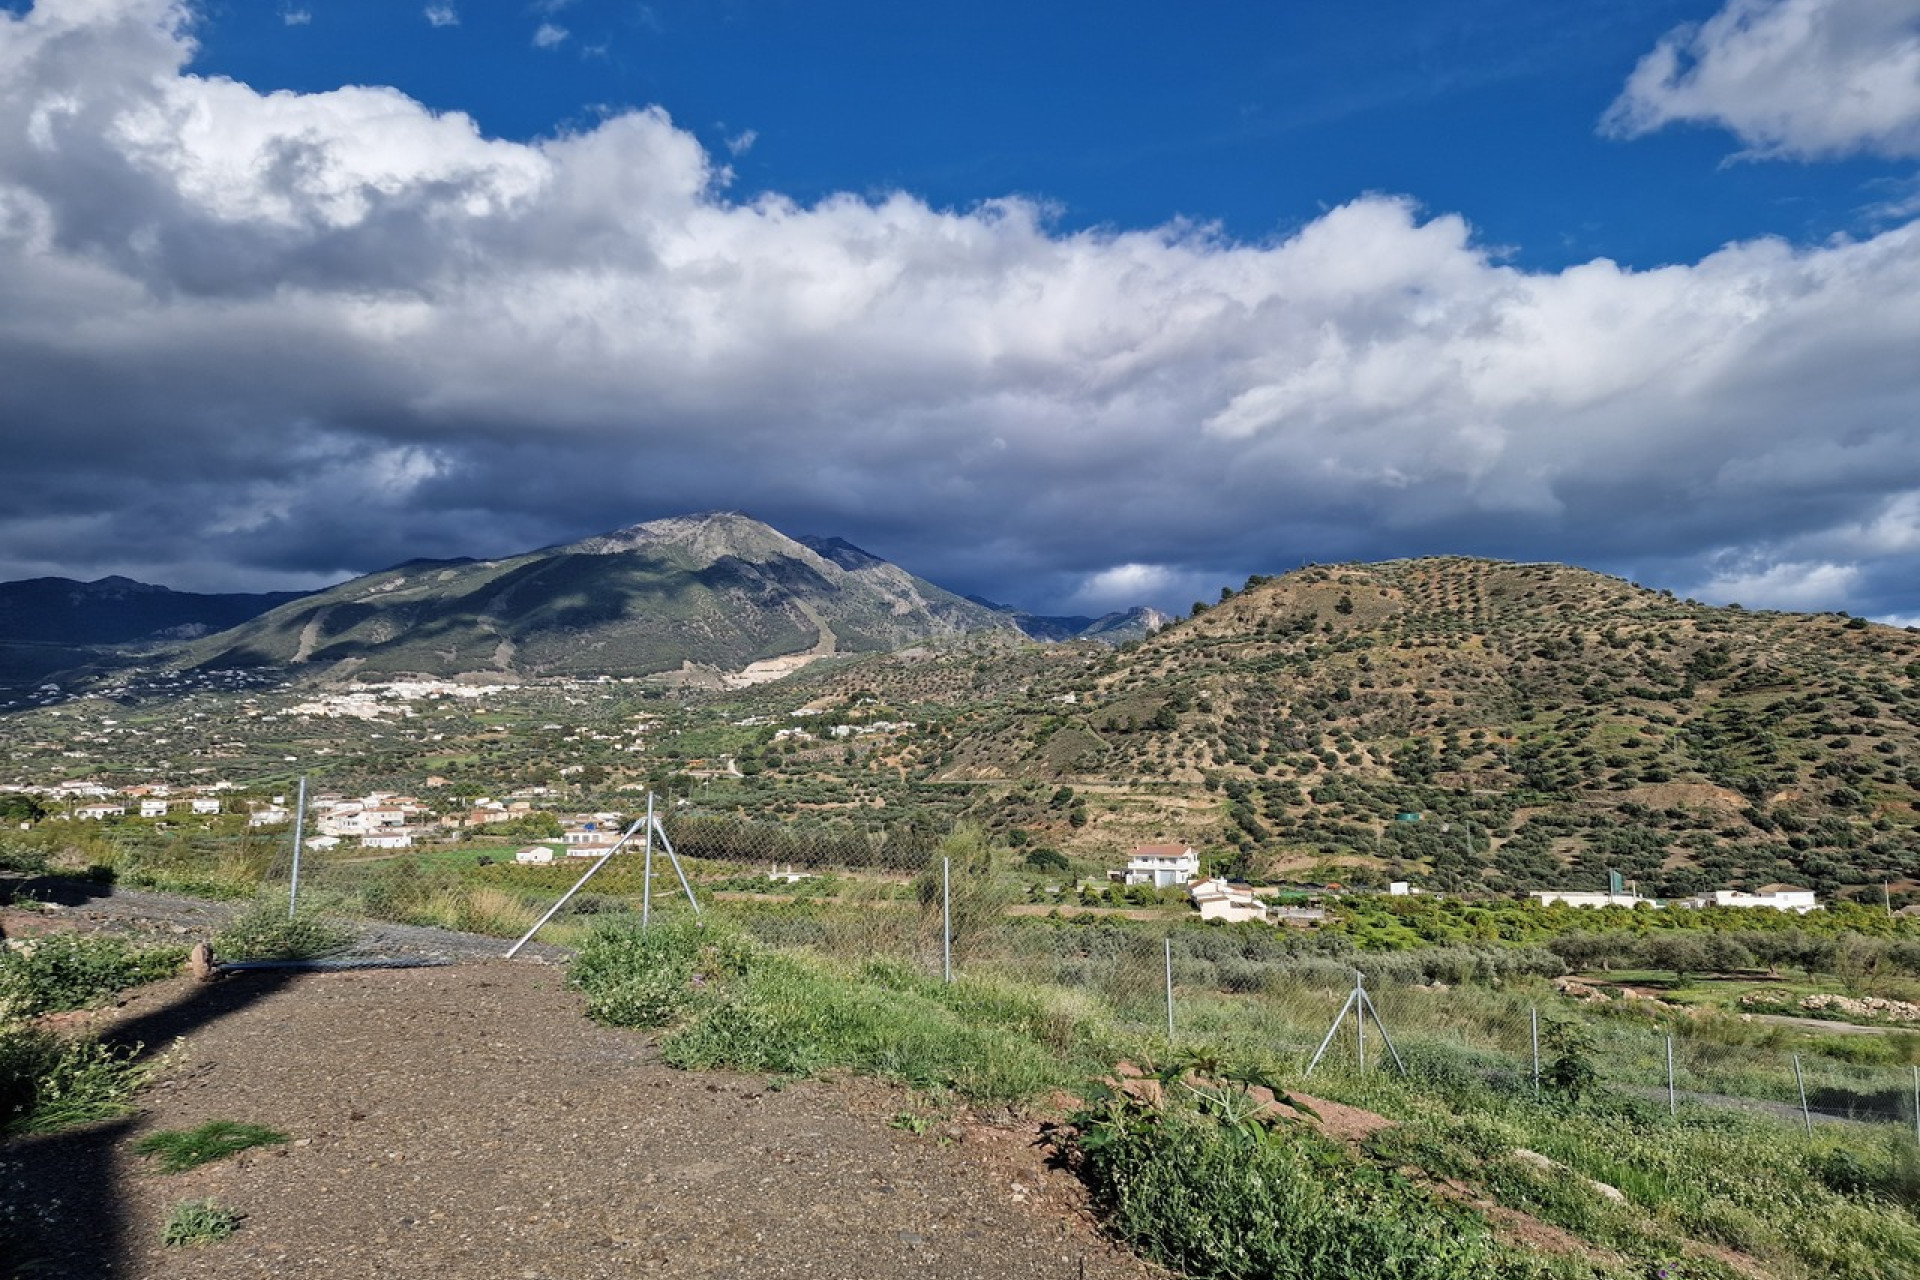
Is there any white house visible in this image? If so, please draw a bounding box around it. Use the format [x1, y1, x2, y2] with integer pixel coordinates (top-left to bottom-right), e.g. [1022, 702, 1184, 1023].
[1686, 885, 1820, 914]
[248, 806, 290, 828]
[362, 830, 415, 850]
[515, 846, 556, 865]
[75, 803, 126, 820]
[190, 798, 222, 815]
[1529, 890, 1656, 910]
[139, 799, 169, 818]
[1188, 877, 1267, 923]
[1116, 844, 1202, 889]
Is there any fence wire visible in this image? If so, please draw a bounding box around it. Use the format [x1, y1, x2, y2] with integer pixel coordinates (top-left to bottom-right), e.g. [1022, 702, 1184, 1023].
[247, 801, 1920, 1140]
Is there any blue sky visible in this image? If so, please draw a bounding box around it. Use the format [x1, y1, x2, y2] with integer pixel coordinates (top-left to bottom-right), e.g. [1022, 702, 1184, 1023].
[3, 0, 1920, 624]
[189, 1, 1899, 269]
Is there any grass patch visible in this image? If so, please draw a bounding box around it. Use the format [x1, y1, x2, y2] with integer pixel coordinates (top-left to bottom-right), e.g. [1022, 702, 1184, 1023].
[134, 1121, 289, 1173]
[161, 1198, 240, 1246]
[569, 919, 1124, 1103]
[1051, 1081, 1616, 1280]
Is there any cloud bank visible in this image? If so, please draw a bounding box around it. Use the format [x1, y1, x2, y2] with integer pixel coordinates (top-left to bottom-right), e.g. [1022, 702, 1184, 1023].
[1604, 0, 1920, 160]
[2, 0, 1920, 621]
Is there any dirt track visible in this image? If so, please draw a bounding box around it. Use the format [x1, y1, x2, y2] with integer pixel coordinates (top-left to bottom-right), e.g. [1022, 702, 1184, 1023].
[2, 923, 1161, 1279]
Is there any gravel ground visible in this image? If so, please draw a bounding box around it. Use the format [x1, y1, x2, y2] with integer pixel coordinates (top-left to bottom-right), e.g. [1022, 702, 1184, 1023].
[2, 903, 1163, 1280]
[0, 877, 569, 963]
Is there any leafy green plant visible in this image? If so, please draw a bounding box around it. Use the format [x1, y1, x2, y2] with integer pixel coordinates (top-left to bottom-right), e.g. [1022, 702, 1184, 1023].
[161, 1198, 240, 1246]
[568, 917, 746, 1030]
[0, 1023, 147, 1134]
[214, 902, 357, 961]
[1540, 1019, 1597, 1103]
[1053, 1085, 1506, 1280]
[0, 933, 185, 1016]
[135, 1121, 289, 1173]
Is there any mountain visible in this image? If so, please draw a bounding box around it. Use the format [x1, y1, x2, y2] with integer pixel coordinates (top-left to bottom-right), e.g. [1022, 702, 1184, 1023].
[964, 597, 1172, 644]
[182, 512, 1026, 682]
[914, 557, 1920, 900]
[0, 576, 307, 688]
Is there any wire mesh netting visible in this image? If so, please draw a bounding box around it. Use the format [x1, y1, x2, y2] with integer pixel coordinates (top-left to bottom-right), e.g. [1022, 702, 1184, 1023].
[236, 796, 1920, 1140]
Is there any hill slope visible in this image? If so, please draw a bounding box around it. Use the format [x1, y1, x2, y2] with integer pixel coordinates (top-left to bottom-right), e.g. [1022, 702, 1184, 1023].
[917, 558, 1920, 898]
[184, 512, 1023, 681]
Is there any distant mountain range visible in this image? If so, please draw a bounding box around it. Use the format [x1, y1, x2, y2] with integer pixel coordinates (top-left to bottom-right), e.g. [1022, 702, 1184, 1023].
[0, 513, 1163, 689]
[0, 576, 308, 688]
[965, 596, 1171, 644]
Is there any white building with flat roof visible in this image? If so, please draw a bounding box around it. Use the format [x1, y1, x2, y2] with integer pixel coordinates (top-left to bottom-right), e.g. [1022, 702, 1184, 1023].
[1529, 890, 1655, 910]
[1684, 886, 1819, 914]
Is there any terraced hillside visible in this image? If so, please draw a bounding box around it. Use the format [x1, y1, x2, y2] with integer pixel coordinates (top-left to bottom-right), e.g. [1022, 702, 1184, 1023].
[915, 558, 1920, 899]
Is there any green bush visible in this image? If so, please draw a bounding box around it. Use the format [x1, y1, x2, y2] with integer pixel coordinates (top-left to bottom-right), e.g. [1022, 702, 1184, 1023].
[214, 902, 357, 961]
[1055, 1088, 1504, 1280]
[568, 917, 746, 1030]
[0, 836, 49, 874]
[0, 1023, 146, 1134]
[0, 933, 185, 1016]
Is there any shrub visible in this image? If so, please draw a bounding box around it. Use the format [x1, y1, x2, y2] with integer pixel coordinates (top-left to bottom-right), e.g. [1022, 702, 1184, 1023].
[568, 918, 747, 1030]
[1054, 1088, 1500, 1280]
[0, 1023, 146, 1134]
[214, 902, 357, 961]
[0, 933, 185, 1017]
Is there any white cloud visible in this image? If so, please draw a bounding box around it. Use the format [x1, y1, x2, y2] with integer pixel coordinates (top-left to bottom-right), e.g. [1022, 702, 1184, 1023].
[3, 0, 1920, 621]
[1604, 0, 1920, 159]
[725, 128, 757, 157]
[532, 22, 567, 49]
[281, 7, 310, 26]
[1066, 565, 1182, 614]
[424, 5, 457, 28]
[1684, 557, 1863, 611]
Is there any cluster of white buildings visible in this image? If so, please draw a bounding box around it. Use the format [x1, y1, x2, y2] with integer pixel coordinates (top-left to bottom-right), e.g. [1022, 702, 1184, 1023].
[1529, 884, 1820, 914]
[11, 779, 238, 822]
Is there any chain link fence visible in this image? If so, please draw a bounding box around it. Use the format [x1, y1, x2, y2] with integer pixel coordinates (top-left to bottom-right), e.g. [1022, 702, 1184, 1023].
[245, 797, 1920, 1141]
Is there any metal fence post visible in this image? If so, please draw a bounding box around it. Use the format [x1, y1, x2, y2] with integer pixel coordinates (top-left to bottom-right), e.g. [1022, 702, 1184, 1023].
[1355, 971, 1366, 1074]
[941, 855, 952, 983]
[641, 792, 655, 927]
[1530, 1006, 1540, 1097]
[1164, 937, 1175, 1043]
[1666, 1035, 1675, 1117]
[1793, 1054, 1812, 1137]
[287, 775, 307, 919]
[1913, 1065, 1919, 1147]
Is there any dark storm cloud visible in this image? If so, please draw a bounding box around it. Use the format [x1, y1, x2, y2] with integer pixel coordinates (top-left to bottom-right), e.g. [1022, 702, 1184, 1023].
[4, 0, 1920, 619]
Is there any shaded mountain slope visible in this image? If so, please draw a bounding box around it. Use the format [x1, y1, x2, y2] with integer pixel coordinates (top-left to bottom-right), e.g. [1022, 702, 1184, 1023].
[185, 512, 1023, 681]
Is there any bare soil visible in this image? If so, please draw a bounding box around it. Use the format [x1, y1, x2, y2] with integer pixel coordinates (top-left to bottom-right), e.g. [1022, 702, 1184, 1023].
[2, 906, 1162, 1280]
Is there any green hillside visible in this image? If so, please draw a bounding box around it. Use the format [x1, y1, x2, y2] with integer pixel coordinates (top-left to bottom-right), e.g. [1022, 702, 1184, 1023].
[885, 558, 1920, 899]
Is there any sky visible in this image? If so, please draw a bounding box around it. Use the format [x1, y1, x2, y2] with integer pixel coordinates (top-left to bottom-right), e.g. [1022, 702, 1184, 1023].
[3, 0, 1920, 624]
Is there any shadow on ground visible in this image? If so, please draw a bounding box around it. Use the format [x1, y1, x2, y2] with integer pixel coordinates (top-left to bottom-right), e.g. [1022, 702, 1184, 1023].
[3, 970, 299, 1278]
